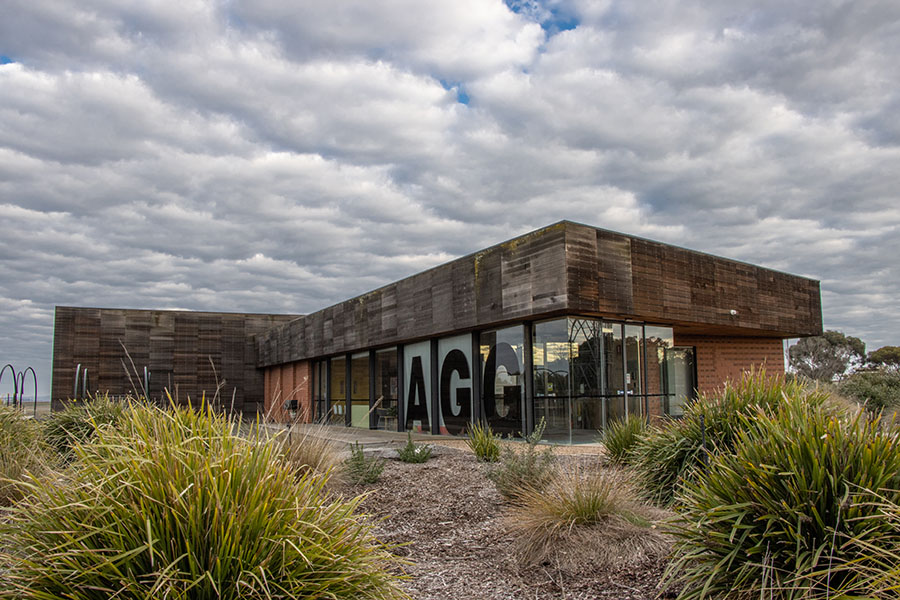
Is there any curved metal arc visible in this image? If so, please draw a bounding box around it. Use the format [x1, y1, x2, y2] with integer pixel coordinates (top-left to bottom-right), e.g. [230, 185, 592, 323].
[19, 366, 38, 417]
[1, 364, 19, 407]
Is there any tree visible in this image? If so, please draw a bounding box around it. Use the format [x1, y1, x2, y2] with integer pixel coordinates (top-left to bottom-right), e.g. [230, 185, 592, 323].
[869, 346, 900, 373]
[788, 330, 865, 382]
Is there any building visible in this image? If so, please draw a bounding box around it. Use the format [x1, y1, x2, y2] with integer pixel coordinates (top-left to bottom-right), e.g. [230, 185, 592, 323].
[51, 221, 822, 443]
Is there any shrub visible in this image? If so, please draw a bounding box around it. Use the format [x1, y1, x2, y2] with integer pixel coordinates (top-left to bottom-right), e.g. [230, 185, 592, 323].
[345, 441, 386, 485]
[465, 421, 501, 462]
[41, 393, 126, 459]
[838, 370, 900, 411]
[664, 393, 900, 600]
[486, 417, 555, 500]
[0, 406, 49, 505]
[630, 370, 828, 505]
[506, 466, 668, 570]
[279, 420, 344, 479]
[599, 414, 648, 464]
[0, 402, 405, 599]
[396, 432, 433, 464]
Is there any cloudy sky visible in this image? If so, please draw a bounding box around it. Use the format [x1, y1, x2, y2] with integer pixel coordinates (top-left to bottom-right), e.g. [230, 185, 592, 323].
[2, 0, 899, 401]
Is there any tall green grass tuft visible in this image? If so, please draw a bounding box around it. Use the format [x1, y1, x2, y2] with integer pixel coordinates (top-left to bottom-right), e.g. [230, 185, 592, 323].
[0, 406, 49, 505]
[630, 370, 828, 505]
[599, 414, 648, 464]
[41, 393, 127, 459]
[465, 421, 501, 462]
[486, 417, 555, 500]
[664, 393, 900, 600]
[0, 402, 406, 599]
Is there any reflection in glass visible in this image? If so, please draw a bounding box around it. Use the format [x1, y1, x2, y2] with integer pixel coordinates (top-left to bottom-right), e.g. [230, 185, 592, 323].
[330, 356, 346, 425]
[480, 326, 524, 436]
[313, 360, 326, 422]
[532, 319, 570, 440]
[625, 324, 643, 417]
[374, 348, 398, 431]
[603, 322, 625, 425]
[643, 326, 674, 418]
[350, 352, 369, 428]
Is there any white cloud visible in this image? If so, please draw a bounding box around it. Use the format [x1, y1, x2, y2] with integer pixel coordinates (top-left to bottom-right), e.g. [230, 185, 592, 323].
[2, 0, 899, 399]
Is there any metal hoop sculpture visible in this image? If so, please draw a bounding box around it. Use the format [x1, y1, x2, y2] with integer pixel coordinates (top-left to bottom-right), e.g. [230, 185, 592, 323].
[1, 364, 19, 408]
[16, 367, 38, 417]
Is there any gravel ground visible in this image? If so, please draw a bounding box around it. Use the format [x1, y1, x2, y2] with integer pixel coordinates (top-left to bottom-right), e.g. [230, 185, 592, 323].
[348, 444, 674, 600]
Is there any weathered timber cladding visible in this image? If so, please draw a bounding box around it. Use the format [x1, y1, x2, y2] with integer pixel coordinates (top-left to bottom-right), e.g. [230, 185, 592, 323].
[258, 221, 821, 367]
[257, 223, 570, 366]
[565, 223, 822, 337]
[51, 307, 297, 414]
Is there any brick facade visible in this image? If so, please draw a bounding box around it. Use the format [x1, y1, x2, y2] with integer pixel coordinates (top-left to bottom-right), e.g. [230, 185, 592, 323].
[263, 360, 312, 422]
[674, 334, 785, 394]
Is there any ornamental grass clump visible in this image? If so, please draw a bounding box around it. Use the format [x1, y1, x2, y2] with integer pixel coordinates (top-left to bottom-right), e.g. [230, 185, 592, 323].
[486, 417, 555, 500]
[41, 393, 126, 459]
[345, 441, 386, 485]
[0, 402, 406, 600]
[396, 432, 433, 464]
[599, 414, 648, 465]
[630, 369, 828, 505]
[663, 394, 900, 600]
[279, 420, 344, 479]
[0, 406, 49, 505]
[506, 466, 668, 571]
[465, 420, 501, 462]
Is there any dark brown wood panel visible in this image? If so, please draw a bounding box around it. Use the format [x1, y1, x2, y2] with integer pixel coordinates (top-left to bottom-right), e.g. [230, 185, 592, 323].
[257, 222, 570, 365]
[51, 307, 297, 414]
[564, 222, 822, 336]
[258, 221, 820, 367]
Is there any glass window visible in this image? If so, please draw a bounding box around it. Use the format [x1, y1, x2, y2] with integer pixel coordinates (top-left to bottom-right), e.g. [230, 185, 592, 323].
[533, 319, 571, 442]
[602, 322, 625, 425]
[403, 341, 431, 432]
[625, 324, 643, 416]
[480, 326, 524, 436]
[374, 348, 399, 431]
[643, 326, 674, 418]
[329, 356, 346, 424]
[438, 334, 474, 436]
[350, 352, 369, 429]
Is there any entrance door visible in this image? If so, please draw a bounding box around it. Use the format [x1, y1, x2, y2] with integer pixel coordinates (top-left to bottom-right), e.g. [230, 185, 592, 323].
[665, 347, 696, 416]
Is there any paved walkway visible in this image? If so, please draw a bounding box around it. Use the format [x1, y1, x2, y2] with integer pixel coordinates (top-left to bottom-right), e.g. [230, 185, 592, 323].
[263, 422, 605, 454]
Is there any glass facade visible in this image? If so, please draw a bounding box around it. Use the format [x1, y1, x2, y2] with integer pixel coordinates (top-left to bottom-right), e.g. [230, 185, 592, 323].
[329, 356, 346, 424]
[374, 348, 399, 430]
[531, 318, 687, 443]
[350, 352, 369, 428]
[480, 326, 525, 436]
[403, 341, 432, 433]
[311, 316, 693, 443]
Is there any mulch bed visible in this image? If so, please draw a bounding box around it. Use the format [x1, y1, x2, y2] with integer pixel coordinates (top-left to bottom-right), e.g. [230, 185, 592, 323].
[348, 445, 672, 600]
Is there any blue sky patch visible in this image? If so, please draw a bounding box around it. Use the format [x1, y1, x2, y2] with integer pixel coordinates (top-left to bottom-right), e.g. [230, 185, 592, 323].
[440, 79, 470, 105]
[0, 55, 15, 64]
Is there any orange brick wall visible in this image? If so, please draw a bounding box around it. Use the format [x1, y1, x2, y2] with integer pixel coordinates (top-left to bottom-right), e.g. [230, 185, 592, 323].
[263, 360, 312, 423]
[674, 335, 785, 394]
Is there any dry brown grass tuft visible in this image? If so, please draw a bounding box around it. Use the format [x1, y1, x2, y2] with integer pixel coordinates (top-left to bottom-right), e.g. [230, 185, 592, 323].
[505, 466, 670, 573]
[278, 421, 345, 483]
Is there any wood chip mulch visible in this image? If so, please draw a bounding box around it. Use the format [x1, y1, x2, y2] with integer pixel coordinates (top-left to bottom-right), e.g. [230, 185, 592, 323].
[348, 446, 672, 600]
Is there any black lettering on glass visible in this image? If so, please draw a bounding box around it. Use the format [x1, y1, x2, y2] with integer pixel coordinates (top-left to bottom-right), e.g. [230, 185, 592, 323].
[482, 342, 521, 434]
[440, 348, 471, 435]
[406, 356, 430, 432]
